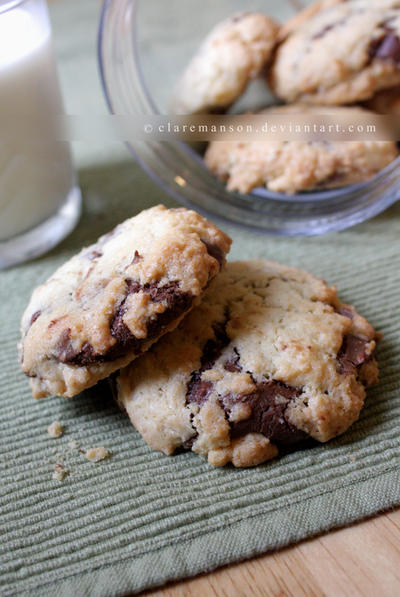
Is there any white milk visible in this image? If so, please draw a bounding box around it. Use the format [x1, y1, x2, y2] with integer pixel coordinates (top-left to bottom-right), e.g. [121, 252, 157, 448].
[0, 5, 74, 241]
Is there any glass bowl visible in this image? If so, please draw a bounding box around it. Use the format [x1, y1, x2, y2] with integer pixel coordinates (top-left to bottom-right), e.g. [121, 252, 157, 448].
[98, 0, 400, 235]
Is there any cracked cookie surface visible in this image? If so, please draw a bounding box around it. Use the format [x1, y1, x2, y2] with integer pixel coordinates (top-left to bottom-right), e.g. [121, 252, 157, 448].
[204, 104, 398, 194]
[117, 261, 379, 467]
[172, 12, 280, 114]
[20, 205, 231, 398]
[270, 0, 400, 105]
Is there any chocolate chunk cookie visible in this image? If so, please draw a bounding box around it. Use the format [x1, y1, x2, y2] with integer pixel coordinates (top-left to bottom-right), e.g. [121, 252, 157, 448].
[117, 261, 379, 467]
[204, 104, 398, 194]
[20, 205, 231, 398]
[270, 1, 400, 105]
[172, 12, 280, 114]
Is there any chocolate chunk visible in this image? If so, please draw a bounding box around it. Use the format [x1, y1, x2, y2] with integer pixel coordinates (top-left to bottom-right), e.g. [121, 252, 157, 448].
[125, 279, 142, 294]
[109, 280, 192, 361]
[228, 381, 308, 445]
[55, 279, 192, 366]
[201, 239, 225, 266]
[146, 289, 192, 337]
[55, 329, 76, 363]
[131, 250, 142, 265]
[369, 31, 400, 64]
[187, 379, 213, 406]
[312, 17, 346, 41]
[182, 435, 198, 450]
[224, 360, 242, 373]
[312, 23, 335, 40]
[69, 343, 101, 366]
[337, 334, 370, 376]
[30, 311, 41, 327]
[337, 306, 354, 320]
[224, 349, 242, 372]
[200, 336, 226, 371]
[186, 319, 231, 405]
[109, 312, 140, 351]
[86, 250, 103, 260]
[184, 323, 308, 445]
[147, 281, 181, 304]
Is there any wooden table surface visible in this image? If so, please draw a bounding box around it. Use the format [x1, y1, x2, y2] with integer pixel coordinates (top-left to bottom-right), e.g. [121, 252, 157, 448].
[143, 508, 400, 597]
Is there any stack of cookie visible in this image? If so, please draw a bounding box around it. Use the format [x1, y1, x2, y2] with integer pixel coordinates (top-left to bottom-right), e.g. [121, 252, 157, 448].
[172, 1, 400, 194]
[20, 206, 380, 467]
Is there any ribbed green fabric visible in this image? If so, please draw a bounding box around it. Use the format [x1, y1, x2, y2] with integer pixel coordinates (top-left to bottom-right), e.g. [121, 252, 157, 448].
[1, 1, 399, 595]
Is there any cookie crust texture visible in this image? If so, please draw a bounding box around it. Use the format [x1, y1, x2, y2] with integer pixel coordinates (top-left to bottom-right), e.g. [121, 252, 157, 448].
[205, 105, 398, 194]
[270, 0, 400, 105]
[20, 206, 231, 398]
[118, 261, 379, 468]
[172, 12, 280, 114]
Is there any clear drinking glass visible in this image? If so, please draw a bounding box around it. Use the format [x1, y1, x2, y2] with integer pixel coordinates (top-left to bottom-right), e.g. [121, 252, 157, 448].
[98, 0, 400, 236]
[0, 0, 81, 268]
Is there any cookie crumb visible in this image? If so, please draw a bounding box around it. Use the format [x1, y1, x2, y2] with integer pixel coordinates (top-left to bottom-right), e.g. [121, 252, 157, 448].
[68, 440, 79, 450]
[53, 463, 68, 482]
[48, 421, 63, 438]
[85, 447, 110, 462]
[349, 455, 356, 462]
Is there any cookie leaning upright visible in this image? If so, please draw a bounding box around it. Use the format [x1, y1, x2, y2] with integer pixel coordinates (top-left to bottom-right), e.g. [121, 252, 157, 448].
[118, 261, 379, 468]
[270, 0, 400, 105]
[172, 12, 280, 114]
[20, 205, 231, 399]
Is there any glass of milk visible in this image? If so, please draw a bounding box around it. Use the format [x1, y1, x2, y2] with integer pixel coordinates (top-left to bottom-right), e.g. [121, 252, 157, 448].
[0, 0, 81, 269]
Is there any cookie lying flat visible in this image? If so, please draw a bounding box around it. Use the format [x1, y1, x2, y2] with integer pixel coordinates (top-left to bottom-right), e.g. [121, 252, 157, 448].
[270, 0, 400, 105]
[172, 12, 280, 114]
[204, 105, 398, 194]
[118, 261, 379, 468]
[20, 205, 231, 398]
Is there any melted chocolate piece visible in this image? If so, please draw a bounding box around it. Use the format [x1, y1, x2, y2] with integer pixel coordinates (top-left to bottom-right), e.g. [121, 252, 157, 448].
[201, 240, 225, 266]
[337, 306, 354, 320]
[86, 250, 103, 260]
[146, 287, 192, 338]
[187, 379, 213, 407]
[107, 281, 192, 361]
[186, 317, 231, 404]
[224, 359, 242, 373]
[147, 282, 181, 304]
[369, 27, 400, 64]
[185, 322, 307, 446]
[227, 381, 308, 445]
[131, 251, 142, 265]
[182, 435, 197, 450]
[337, 334, 370, 376]
[56, 280, 192, 366]
[224, 349, 242, 373]
[55, 329, 76, 363]
[312, 18, 346, 41]
[30, 311, 41, 327]
[69, 343, 101, 366]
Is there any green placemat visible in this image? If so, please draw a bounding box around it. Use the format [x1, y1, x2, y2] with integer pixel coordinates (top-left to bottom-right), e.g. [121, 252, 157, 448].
[1, 1, 400, 595]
